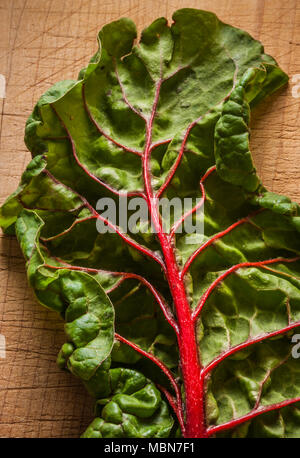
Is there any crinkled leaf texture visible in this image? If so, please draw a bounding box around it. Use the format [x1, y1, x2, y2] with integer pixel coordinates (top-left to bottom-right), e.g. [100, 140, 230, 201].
[1, 8, 300, 438]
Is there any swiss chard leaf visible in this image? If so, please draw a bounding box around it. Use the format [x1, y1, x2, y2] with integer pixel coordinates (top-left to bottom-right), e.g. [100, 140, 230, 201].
[1, 8, 299, 438]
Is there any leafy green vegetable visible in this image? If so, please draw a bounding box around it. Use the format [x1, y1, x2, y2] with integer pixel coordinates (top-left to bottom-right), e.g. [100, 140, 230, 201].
[1, 8, 300, 438]
[81, 368, 174, 438]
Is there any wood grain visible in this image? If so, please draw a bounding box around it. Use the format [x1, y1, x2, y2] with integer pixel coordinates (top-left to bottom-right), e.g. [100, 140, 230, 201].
[0, 0, 299, 438]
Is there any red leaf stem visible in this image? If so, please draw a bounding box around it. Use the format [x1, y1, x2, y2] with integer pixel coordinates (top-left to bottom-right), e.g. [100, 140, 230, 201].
[142, 64, 207, 437]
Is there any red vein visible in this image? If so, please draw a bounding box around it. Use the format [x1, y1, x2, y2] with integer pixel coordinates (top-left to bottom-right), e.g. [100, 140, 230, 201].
[43, 169, 98, 215]
[41, 215, 95, 241]
[143, 82, 163, 205]
[169, 166, 216, 238]
[163, 65, 190, 82]
[201, 321, 300, 378]
[107, 272, 178, 334]
[192, 257, 300, 322]
[51, 105, 143, 198]
[206, 397, 300, 437]
[181, 209, 264, 278]
[157, 383, 185, 434]
[56, 207, 165, 271]
[82, 83, 143, 156]
[253, 355, 289, 410]
[155, 116, 204, 199]
[142, 63, 165, 237]
[156, 60, 239, 199]
[43, 261, 176, 332]
[286, 298, 292, 325]
[43, 169, 163, 270]
[114, 58, 147, 122]
[260, 265, 300, 282]
[149, 138, 172, 152]
[105, 276, 127, 294]
[114, 333, 182, 411]
[96, 215, 166, 271]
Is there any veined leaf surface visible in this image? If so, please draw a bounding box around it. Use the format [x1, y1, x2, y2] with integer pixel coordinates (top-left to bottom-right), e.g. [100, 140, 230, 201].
[1, 9, 300, 438]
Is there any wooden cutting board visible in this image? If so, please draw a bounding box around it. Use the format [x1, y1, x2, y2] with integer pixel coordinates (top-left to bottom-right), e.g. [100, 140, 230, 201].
[0, 0, 299, 438]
